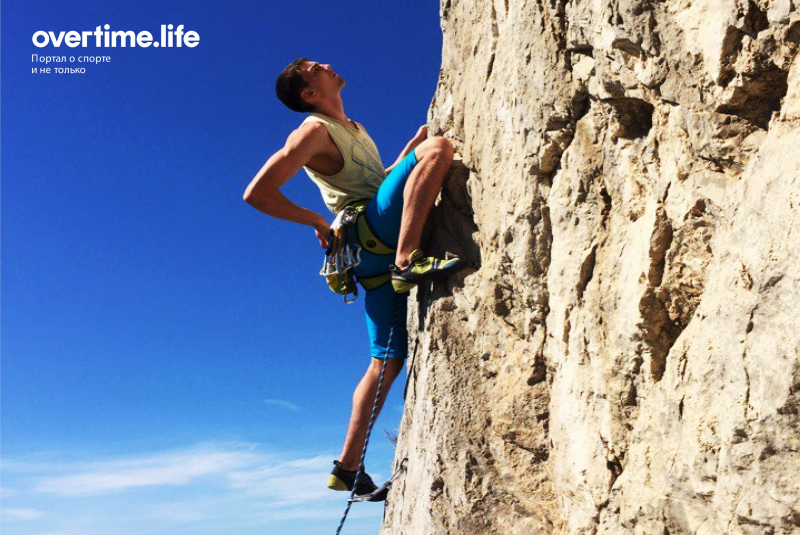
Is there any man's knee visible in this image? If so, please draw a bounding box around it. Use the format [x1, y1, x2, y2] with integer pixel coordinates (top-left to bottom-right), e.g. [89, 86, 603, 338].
[417, 136, 453, 163]
[369, 357, 404, 377]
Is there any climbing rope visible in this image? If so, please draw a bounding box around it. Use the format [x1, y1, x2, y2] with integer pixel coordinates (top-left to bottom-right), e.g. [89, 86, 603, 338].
[334, 292, 401, 535]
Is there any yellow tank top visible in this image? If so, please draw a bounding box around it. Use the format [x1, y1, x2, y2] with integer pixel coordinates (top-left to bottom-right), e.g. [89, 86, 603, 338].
[301, 113, 386, 214]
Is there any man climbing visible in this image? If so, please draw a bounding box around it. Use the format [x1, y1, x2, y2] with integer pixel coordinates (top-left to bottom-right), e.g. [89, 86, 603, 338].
[243, 58, 464, 500]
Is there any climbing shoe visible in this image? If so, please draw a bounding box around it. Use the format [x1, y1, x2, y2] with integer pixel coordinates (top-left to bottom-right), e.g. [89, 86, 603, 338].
[389, 249, 466, 293]
[327, 460, 379, 497]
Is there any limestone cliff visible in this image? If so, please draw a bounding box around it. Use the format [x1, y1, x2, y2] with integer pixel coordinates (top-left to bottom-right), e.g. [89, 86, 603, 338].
[382, 0, 800, 533]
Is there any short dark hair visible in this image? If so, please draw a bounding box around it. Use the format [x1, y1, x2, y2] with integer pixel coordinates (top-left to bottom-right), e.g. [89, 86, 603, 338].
[275, 57, 314, 113]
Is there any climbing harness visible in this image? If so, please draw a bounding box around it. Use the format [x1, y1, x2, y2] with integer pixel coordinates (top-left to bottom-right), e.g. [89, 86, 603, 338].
[333, 295, 405, 535]
[321, 202, 397, 303]
[356, 208, 396, 255]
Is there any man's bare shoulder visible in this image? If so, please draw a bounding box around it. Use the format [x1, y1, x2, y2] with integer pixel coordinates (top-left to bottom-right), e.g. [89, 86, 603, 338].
[287, 120, 327, 143]
[281, 120, 332, 157]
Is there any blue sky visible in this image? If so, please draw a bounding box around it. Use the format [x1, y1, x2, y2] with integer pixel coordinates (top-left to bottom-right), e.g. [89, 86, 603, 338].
[1, 1, 443, 533]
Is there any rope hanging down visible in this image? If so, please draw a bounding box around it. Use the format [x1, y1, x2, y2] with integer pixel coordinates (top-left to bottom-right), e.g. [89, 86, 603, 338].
[334, 296, 402, 535]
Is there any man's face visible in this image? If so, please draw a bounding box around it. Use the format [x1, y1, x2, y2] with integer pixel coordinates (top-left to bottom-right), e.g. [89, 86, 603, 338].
[300, 61, 345, 101]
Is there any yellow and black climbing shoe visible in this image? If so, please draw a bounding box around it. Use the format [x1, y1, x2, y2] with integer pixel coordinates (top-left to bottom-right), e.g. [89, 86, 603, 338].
[327, 460, 379, 497]
[389, 249, 466, 293]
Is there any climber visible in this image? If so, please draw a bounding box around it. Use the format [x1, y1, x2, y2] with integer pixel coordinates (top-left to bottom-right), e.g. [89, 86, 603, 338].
[243, 58, 466, 499]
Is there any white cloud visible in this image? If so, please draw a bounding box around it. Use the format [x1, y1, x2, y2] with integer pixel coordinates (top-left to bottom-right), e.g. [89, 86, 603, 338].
[2, 507, 46, 520]
[20, 444, 354, 504]
[1, 443, 388, 534]
[142, 501, 211, 524]
[229, 455, 337, 503]
[263, 399, 300, 411]
[34, 446, 261, 496]
[0, 459, 10, 469]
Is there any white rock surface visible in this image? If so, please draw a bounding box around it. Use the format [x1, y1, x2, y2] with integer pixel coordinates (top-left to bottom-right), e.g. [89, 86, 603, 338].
[382, 0, 800, 533]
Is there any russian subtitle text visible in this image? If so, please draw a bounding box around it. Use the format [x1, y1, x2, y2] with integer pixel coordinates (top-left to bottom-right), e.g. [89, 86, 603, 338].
[32, 54, 108, 74]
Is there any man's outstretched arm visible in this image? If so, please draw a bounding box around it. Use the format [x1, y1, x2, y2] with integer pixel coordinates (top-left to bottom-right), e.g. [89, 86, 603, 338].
[243, 123, 332, 248]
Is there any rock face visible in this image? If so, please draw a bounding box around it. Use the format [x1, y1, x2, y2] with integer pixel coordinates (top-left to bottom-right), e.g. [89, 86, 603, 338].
[382, 0, 800, 533]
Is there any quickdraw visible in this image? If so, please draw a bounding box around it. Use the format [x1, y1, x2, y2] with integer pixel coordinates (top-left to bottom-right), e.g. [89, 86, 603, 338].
[320, 204, 366, 303]
[320, 203, 397, 302]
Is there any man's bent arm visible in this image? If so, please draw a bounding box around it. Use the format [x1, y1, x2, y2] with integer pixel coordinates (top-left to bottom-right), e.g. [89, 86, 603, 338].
[243, 125, 331, 245]
[385, 125, 428, 175]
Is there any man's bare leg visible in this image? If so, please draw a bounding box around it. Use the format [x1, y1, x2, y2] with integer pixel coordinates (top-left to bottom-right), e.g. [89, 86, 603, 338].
[394, 137, 454, 268]
[338, 357, 406, 471]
